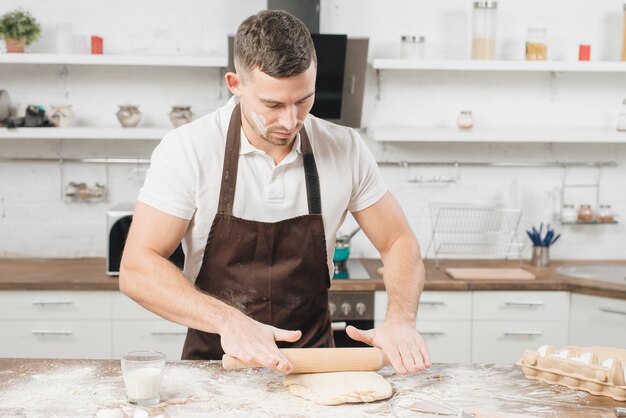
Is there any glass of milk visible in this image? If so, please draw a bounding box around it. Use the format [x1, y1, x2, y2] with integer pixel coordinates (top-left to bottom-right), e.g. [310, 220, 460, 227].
[121, 351, 166, 406]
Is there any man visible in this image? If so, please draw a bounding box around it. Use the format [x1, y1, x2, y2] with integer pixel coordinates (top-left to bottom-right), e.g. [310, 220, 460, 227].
[120, 10, 430, 375]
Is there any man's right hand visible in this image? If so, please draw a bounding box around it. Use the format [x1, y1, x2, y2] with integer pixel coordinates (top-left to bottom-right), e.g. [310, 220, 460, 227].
[218, 308, 302, 373]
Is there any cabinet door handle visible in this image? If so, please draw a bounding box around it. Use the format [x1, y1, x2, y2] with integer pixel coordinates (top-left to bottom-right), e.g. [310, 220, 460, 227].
[31, 299, 74, 305]
[504, 301, 544, 307]
[599, 307, 626, 316]
[421, 301, 445, 306]
[503, 331, 543, 337]
[420, 331, 446, 337]
[31, 330, 74, 335]
[150, 331, 188, 336]
[331, 321, 347, 331]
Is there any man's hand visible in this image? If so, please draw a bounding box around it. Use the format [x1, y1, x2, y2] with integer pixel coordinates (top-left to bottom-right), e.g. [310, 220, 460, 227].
[346, 321, 431, 374]
[218, 308, 302, 373]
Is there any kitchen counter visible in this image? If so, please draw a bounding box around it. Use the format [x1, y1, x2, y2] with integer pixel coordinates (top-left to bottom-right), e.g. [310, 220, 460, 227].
[0, 358, 622, 417]
[0, 257, 625, 300]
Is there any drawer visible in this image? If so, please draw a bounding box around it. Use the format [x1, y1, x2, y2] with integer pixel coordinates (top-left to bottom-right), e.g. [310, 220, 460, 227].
[570, 294, 626, 347]
[471, 320, 568, 364]
[418, 292, 472, 321]
[0, 291, 112, 320]
[417, 320, 471, 364]
[472, 291, 569, 321]
[112, 319, 187, 360]
[375, 291, 472, 321]
[374, 319, 471, 364]
[111, 292, 162, 320]
[0, 320, 111, 358]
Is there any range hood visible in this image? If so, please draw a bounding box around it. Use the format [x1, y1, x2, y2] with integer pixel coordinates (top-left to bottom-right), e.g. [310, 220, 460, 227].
[227, 0, 368, 128]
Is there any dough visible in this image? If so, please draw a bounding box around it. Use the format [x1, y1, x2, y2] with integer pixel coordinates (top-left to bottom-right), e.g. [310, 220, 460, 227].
[282, 371, 392, 406]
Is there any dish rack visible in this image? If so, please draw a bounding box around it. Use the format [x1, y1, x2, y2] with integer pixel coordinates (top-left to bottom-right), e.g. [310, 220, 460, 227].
[517, 345, 626, 401]
[426, 203, 524, 268]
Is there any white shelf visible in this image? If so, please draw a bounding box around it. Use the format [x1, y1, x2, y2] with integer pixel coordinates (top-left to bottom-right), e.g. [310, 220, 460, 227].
[366, 126, 626, 143]
[0, 53, 227, 67]
[0, 127, 169, 140]
[372, 59, 626, 73]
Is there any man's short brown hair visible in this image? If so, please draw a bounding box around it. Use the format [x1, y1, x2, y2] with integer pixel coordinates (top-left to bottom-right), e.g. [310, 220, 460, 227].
[234, 10, 317, 79]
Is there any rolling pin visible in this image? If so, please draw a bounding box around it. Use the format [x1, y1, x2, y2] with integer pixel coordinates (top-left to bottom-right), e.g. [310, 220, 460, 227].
[222, 347, 389, 374]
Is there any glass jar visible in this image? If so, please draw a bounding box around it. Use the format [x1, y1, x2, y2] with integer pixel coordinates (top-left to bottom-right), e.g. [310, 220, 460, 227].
[597, 204, 615, 223]
[577, 204, 594, 223]
[561, 204, 578, 223]
[617, 98, 626, 132]
[525, 28, 548, 61]
[457, 110, 475, 129]
[400, 35, 425, 60]
[622, 4, 626, 61]
[471, 1, 497, 60]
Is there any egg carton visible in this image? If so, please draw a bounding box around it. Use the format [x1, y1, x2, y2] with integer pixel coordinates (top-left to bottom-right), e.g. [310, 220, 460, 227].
[517, 345, 626, 401]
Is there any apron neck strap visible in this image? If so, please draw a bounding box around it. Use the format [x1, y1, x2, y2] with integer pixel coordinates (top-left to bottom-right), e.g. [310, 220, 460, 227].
[217, 103, 322, 216]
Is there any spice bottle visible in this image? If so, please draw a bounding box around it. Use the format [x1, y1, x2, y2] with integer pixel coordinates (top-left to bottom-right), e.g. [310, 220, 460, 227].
[597, 204, 614, 223]
[400, 35, 425, 60]
[457, 110, 475, 129]
[577, 204, 594, 222]
[561, 204, 578, 223]
[525, 28, 548, 61]
[472, 1, 498, 60]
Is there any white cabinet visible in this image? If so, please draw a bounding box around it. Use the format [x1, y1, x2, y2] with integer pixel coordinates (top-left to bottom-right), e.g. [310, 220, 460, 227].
[111, 293, 187, 360]
[0, 291, 112, 358]
[375, 291, 472, 363]
[0, 319, 111, 359]
[0, 291, 188, 359]
[471, 291, 569, 364]
[569, 294, 626, 348]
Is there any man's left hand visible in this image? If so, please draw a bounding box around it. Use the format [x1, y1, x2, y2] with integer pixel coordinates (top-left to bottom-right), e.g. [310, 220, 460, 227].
[346, 321, 431, 374]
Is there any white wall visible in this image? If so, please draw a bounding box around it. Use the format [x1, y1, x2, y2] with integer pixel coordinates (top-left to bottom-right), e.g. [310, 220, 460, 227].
[1, 0, 625, 260]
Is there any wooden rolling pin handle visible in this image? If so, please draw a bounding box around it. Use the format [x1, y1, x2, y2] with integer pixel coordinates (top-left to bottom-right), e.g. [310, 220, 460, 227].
[222, 347, 390, 373]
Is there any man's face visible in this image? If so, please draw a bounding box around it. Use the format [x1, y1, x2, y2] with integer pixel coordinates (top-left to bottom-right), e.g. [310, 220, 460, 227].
[232, 63, 316, 147]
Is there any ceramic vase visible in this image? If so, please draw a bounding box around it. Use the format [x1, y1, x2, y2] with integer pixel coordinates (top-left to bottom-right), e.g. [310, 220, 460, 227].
[168, 105, 194, 128]
[49, 104, 75, 128]
[117, 105, 142, 128]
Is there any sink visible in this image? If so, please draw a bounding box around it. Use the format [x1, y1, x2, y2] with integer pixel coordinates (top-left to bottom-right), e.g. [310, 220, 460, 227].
[556, 264, 626, 285]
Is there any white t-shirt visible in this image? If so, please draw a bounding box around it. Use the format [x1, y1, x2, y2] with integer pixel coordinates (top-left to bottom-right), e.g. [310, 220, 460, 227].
[138, 97, 387, 281]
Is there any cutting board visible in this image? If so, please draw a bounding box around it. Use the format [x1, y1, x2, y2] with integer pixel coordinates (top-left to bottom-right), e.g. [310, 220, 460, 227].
[445, 267, 536, 280]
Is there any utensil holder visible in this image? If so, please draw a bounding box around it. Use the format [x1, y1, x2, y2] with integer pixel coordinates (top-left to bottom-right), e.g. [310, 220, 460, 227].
[530, 246, 549, 267]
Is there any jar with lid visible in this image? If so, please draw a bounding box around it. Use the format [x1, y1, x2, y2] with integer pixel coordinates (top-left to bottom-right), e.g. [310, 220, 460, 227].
[597, 204, 615, 223]
[472, 1, 498, 60]
[561, 204, 578, 223]
[577, 204, 594, 223]
[457, 110, 475, 129]
[525, 28, 548, 61]
[617, 98, 626, 131]
[400, 35, 425, 60]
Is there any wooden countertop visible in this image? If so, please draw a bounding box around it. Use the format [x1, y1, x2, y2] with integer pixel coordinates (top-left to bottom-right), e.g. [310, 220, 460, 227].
[0, 358, 622, 417]
[1, 257, 625, 300]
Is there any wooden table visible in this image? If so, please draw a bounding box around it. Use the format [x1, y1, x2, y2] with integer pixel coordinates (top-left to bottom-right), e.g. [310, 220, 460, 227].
[0, 358, 623, 417]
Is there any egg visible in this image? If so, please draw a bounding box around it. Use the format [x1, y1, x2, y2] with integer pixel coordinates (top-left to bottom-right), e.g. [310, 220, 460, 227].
[601, 358, 615, 369]
[557, 349, 570, 359]
[537, 345, 549, 356]
[579, 352, 593, 364]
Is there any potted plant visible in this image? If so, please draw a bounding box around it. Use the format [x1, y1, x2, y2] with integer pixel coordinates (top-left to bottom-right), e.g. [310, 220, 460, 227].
[0, 9, 41, 53]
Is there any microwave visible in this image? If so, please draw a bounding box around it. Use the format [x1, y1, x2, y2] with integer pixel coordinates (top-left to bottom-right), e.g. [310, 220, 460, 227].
[106, 204, 185, 276]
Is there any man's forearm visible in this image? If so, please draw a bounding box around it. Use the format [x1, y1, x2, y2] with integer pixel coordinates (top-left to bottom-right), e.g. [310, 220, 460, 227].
[119, 249, 236, 334]
[380, 233, 425, 323]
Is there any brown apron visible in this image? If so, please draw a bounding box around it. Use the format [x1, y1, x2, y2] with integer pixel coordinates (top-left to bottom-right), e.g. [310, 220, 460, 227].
[181, 104, 334, 360]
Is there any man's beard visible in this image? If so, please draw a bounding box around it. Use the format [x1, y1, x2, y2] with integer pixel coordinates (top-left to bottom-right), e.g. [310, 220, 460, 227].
[244, 110, 301, 147]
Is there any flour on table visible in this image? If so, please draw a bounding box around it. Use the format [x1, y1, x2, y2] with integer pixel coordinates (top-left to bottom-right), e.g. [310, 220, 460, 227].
[283, 371, 392, 405]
